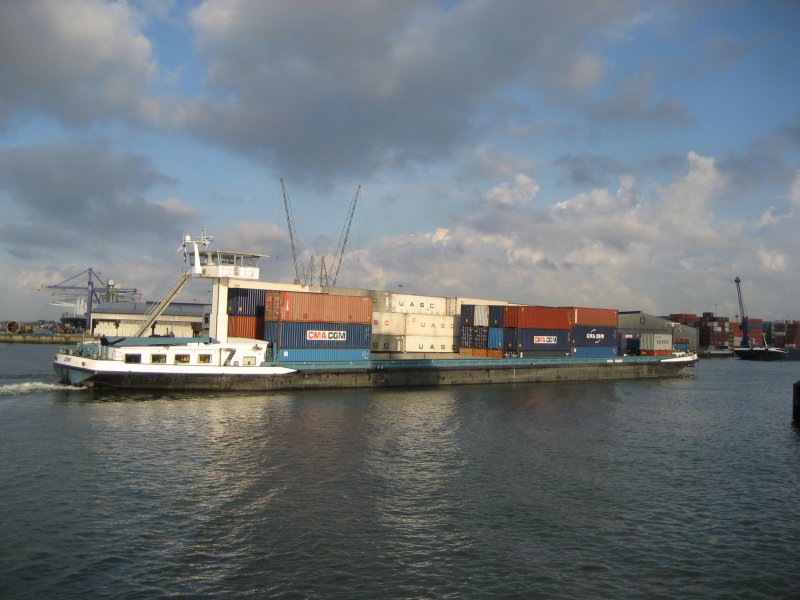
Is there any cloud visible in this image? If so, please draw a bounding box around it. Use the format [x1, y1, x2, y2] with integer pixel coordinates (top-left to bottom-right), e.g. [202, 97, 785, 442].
[0, 0, 159, 127]
[0, 140, 196, 255]
[485, 174, 539, 207]
[183, 0, 642, 180]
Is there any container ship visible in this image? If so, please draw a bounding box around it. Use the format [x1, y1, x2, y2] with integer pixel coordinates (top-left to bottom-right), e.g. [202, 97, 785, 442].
[53, 234, 697, 390]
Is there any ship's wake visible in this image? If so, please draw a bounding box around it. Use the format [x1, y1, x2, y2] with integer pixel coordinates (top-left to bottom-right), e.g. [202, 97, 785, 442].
[0, 382, 84, 395]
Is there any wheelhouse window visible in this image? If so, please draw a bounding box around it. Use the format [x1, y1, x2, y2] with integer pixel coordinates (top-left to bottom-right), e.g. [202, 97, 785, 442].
[151, 354, 166, 364]
[175, 354, 190, 364]
[124, 354, 141, 364]
[198, 354, 212, 364]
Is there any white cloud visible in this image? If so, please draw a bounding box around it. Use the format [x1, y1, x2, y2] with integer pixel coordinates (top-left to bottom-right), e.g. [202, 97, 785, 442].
[485, 174, 539, 207]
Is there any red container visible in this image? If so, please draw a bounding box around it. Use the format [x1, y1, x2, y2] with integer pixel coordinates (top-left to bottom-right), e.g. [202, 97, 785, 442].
[265, 291, 372, 324]
[565, 306, 618, 327]
[640, 349, 672, 356]
[228, 315, 264, 339]
[504, 305, 572, 330]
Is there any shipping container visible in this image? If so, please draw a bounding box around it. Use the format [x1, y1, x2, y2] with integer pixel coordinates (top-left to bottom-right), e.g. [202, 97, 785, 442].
[515, 328, 571, 352]
[228, 315, 264, 339]
[489, 305, 505, 327]
[373, 292, 448, 315]
[473, 305, 490, 327]
[640, 333, 672, 352]
[504, 305, 572, 330]
[447, 297, 509, 317]
[460, 304, 475, 326]
[265, 291, 372, 324]
[275, 348, 371, 362]
[404, 314, 457, 337]
[372, 311, 457, 337]
[565, 307, 619, 327]
[488, 327, 504, 350]
[460, 325, 488, 349]
[570, 346, 618, 358]
[263, 321, 371, 349]
[519, 350, 570, 358]
[570, 326, 617, 347]
[227, 288, 266, 316]
[640, 349, 672, 356]
[371, 334, 455, 353]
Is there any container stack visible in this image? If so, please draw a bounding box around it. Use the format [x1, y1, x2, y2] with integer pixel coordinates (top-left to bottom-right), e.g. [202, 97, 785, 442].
[458, 303, 505, 357]
[697, 313, 731, 349]
[371, 310, 457, 353]
[262, 291, 373, 362]
[568, 307, 619, 358]
[227, 288, 266, 339]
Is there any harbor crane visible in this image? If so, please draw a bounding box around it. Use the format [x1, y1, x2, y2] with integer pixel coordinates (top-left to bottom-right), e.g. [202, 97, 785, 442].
[280, 179, 361, 287]
[43, 268, 140, 330]
[734, 276, 750, 348]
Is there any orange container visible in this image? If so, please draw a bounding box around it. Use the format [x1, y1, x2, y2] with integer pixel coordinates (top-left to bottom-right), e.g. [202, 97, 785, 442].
[228, 315, 264, 339]
[566, 306, 619, 327]
[265, 291, 372, 324]
[504, 305, 572, 329]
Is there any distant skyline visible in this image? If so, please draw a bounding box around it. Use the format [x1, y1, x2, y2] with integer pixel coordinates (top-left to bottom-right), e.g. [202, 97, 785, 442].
[1, 0, 798, 322]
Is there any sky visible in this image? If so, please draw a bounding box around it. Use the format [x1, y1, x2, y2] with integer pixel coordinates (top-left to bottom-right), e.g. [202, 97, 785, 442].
[1, 0, 799, 323]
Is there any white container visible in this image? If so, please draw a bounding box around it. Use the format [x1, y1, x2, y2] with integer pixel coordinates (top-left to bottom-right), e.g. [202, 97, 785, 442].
[371, 334, 456, 353]
[640, 333, 672, 351]
[375, 292, 448, 315]
[372, 311, 407, 335]
[404, 314, 457, 337]
[473, 305, 490, 327]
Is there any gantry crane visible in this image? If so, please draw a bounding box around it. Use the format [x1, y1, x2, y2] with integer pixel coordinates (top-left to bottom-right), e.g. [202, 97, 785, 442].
[734, 276, 750, 348]
[280, 180, 361, 287]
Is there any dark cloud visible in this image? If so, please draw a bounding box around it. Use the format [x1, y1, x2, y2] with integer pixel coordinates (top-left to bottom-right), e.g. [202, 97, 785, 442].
[554, 153, 628, 188]
[0, 140, 193, 255]
[187, 0, 640, 180]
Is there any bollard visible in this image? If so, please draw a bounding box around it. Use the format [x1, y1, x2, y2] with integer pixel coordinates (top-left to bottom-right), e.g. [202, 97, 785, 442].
[795, 381, 800, 424]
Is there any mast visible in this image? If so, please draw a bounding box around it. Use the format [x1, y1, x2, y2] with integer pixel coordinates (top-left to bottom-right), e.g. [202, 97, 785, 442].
[734, 277, 749, 348]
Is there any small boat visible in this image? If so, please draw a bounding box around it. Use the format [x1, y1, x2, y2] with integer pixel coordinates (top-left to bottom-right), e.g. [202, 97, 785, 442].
[733, 345, 789, 361]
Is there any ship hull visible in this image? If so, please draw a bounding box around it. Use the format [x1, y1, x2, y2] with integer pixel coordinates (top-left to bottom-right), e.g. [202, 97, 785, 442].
[55, 354, 695, 391]
[733, 348, 788, 361]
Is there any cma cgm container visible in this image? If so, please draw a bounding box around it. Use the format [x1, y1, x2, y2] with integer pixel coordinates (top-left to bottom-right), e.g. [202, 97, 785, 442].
[512, 329, 571, 352]
[227, 288, 266, 316]
[265, 291, 372, 324]
[371, 335, 456, 353]
[263, 321, 371, 349]
[640, 333, 672, 356]
[504, 306, 572, 330]
[275, 348, 371, 362]
[571, 326, 617, 347]
[566, 307, 619, 327]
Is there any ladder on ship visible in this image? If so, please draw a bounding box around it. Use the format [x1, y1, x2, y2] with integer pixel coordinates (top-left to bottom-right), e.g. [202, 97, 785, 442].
[134, 270, 193, 337]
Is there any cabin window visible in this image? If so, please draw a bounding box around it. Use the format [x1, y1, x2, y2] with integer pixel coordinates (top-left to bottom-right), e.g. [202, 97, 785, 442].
[124, 354, 141, 364]
[175, 354, 190, 364]
[243, 356, 256, 366]
[151, 354, 167, 364]
[198, 354, 212, 364]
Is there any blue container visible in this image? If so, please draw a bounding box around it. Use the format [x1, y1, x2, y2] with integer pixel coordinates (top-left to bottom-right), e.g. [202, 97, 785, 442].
[571, 326, 617, 347]
[517, 328, 570, 351]
[489, 305, 505, 327]
[488, 327, 504, 350]
[227, 288, 266, 316]
[264, 322, 371, 349]
[275, 348, 371, 362]
[571, 346, 618, 358]
[504, 328, 519, 352]
[461, 304, 475, 327]
[460, 325, 488, 348]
